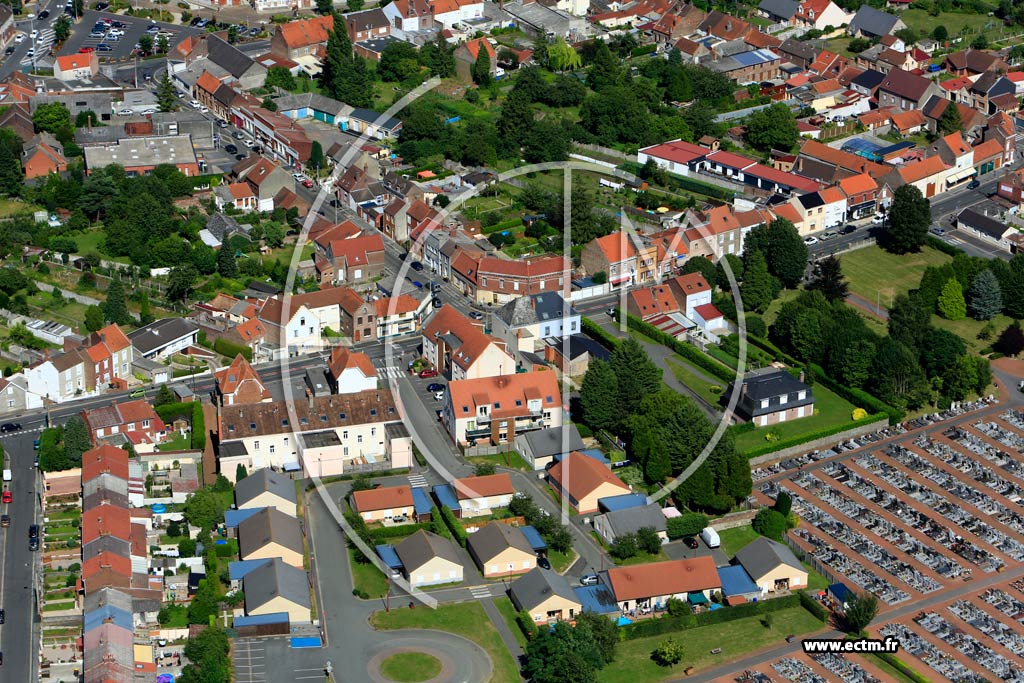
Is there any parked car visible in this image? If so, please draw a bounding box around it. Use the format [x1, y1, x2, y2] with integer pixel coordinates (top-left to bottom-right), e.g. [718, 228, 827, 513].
[116, 108, 132, 115]
[217, 119, 228, 128]
[683, 536, 699, 549]
[29, 30, 38, 39]
[468, 311, 484, 320]
[579, 574, 599, 586]
[410, 261, 424, 271]
[0, 423, 22, 433]
[820, 231, 837, 241]
[803, 236, 819, 245]
[4, 46, 15, 55]
[426, 383, 445, 393]
[1, 491, 11, 504]
[0, 515, 8, 527]
[419, 369, 439, 378]
[96, 44, 113, 51]
[29, 524, 39, 539]
[302, 179, 314, 188]
[235, 154, 247, 161]
[871, 214, 885, 224]
[232, 131, 245, 140]
[28, 537, 38, 551]
[537, 556, 551, 570]
[130, 388, 145, 398]
[189, 99, 202, 109]
[967, 179, 981, 190]
[839, 224, 856, 235]
[224, 143, 237, 154]
[930, 227, 946, 236]
[431, 297, 442, 309]
[38, 10, 49, 18]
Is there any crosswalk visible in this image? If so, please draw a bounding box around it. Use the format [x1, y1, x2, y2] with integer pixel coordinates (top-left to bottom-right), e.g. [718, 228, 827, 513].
[376, 366, 403, 380]
[408, 473, 428, 488]
[21, 28, 54, 65]
[468, 585, 497, 599]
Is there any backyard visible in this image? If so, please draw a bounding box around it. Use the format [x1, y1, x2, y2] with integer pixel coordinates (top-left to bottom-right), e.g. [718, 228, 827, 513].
[840, 245, 951, 310]
[371, 602, 520, 683]
[899, 9, 998, 39]
[350, 548, 389, 599]
[717, 524, 759, 557]
[596, 606, 827, 683]
[932, 313, 1014, 355]
[730, 383, 864, 455]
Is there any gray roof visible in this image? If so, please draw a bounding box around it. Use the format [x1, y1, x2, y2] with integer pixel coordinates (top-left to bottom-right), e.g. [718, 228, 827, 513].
[849, 6, 900, 37]
[467, 523, 534, 563]
[205, 213, 251, 242]
[128, 317, 200, 355]
[238, 507, 304, 559]
[235, 468, 297, 508]
[495, 292, 577, 328]
[734, 537, 805, 580]
[207, 34, 260, 79]
[518, 425, 584, 459]
[958, 208, 1008, 240]
[757, 0, 798, 20]
[598, 504, 667, 537]
[739, 368, 808, 401]
[778, 38, 817, 64]
[273, 92, 352, 118]
[510, 567, 580, 612]
[394, 530, 461, 572]
[243, 557, 311, 612]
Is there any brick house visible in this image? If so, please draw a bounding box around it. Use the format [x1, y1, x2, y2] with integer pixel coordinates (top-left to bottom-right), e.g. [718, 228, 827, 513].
[729, 368, 814, 426]
[215, 354, 271, 406]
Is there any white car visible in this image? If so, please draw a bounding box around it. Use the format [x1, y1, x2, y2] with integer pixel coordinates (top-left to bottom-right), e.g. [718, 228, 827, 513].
[871, 214, 884, 224]
[25, 48, 34, 57]
[803, 236, 819, 245]
[108, 29, 124, 37]
[141, 108, 156, 115]
[116, 109, 133, 116]
[189, 99, 201, 108]
[292, 172, 304, 180]
[243, 138, 254, 148]
[29, 30, 38, 39]
[25, 13, 34, 19]
[13, 34, 24, 43]
[199, 106, 208, 113]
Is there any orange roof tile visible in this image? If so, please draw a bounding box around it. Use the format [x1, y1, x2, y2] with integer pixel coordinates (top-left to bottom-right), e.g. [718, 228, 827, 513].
[352, 485, 413, 512]
[452, 473, 514, 500]
[941, 131, 971, 156]
[548, 451, 629, 504]
[605, 557, 720, 602]
[278, 15, 333, 49]
[591, 232, 638, 264]
[838, 173, 878, 196]
[630, 285, 679, 318]
[448, 371, 560, 422]
[972, 138, 1003, 162]
[897, 155, 949, 183]
[423, 304, 506, 372]
[196, 71, 222, 95]
[462, 37, 496, 61]
[82, 504, 132, 544]
[328, 347, 378, 380]
[215, 354, 269, 399]
[374, 294, 420, 318]
[81, 444, 130, 483]
[56, 53, 94, 72]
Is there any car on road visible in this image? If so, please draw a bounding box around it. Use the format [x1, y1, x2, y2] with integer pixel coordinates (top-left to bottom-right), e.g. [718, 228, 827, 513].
[141, 108, 156, 115]
[683, 536, 699, 549]
[803, 236, 818, 245]
[232, 130, 245, 139]
[967, 179, 981, 190]
[1, 491, 11, 504]
[116, 108, 132, 115]
[3, 46, 13, 55]
[79, 46, 96, 53]
[29, 524, 39, 540]
[111, 20, 125, 28]
[537, 556, 551, 570]
[38, 9, 49, 18]
[292, 172, 304, 180]
[13, 34, 24, 43]
[97, 44, 113, 51]
[411, 280, 423, 288]
[410, 261, 424, 271]
[0, 515, 9, 527]
[130, 388, 145, 398]
[302, 179, 314, 188]
[235, 153, 247, 161]
[839, 224, 856, 235]
[871, 213, 885, 224]
[580, 574, 599, 586]
[29, 537, 38, 551]
[821, 231, 837, 241]
[33, 438, 39, 450]
[224, 143, 237, 154]
[29, 30, 38, 39]
[0, 423, 22, 433]
[216, 119, 228, 128]
[249, 27, 260, 35]
[25, 48, 34, 58]
[189, 99, 201, 109]
[930, 226, 946, 236]
[468, 311, 484, 320]
[432, 297, 442, 309]
[145, 25, 159, 34]
[0, 609, 4, 623]
[426, 382, 445, 392]
[419, 368, 439, 378]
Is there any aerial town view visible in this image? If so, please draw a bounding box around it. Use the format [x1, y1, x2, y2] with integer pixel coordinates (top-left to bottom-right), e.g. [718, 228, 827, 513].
[2, 0, 1024, 680]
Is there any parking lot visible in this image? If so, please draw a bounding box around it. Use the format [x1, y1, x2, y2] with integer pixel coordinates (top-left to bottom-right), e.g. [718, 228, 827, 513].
[751, 400, 1024, 683]
[57, 10, 201, 63]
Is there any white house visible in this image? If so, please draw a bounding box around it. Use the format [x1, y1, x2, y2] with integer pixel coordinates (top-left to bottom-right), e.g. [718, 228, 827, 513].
[327, 348, 379, 394]
[257, 288, 350, 357]
[491, 293, 581, 356]
[128, 318, 200, 361]
[444, 371, 563, 446]
[433, 0, 484, 28]
[25, 350, 89, 403]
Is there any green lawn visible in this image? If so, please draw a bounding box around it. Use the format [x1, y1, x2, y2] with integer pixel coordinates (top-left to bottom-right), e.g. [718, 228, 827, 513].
[371, 602, 521, 683]
[467, 451, 532, 471]
[731, 383, 861, 454]
[666, 359, 724, 407]
[379, 652, 443, 682]
[840, 246, 951, 309]
[73, 229, 108, 256]
[932, 313, 1013, 354]
[350, 548, 389, 599]
[804, 562, 829, 591]
[867, 653, 928, 683]
[493, 595, 529, 649]
[160, 604, 189, 628]
[158, 432, 191, 452]
[615, 549, 669, 566]
[718, 525, 760, 558]
[899, 9, 996, 37]
[0, 199, 43, 217]
[597, 606, 827, 683]
[762, 289, 799, 327]
[549, 548, 577, 574]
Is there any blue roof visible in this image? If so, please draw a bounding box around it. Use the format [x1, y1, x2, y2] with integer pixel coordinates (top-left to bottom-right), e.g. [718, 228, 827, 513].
[717, 565, 759, 597]
[376, 544, 403, 570]
[554, 448, 609, 465]
[732, 49, 778, 67]
[229, 559, 271, 582]
[85, 605, 132, 633]
[520, 525, 547, 551]
[234, 613, 289, 627]
[828, 582, 853, 602]
[225, 507, 263, 528]
[598, 493, 648, 513]
[432, 483, 459, 510]
[575, 585, 619, 614]
[412, 487, 433, 515]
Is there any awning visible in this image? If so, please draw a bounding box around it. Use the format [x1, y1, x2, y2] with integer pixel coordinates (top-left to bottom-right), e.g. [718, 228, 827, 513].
[283, 462, 301, 472]
[946, 168, 976, 185]
[687, 591, 709, 605]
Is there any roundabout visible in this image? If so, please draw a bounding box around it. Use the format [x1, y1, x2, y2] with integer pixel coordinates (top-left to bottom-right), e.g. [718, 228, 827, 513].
[365, 629, 493, 683]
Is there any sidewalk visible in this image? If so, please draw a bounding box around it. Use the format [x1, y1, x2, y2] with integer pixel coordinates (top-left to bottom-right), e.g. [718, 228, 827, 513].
[480, 597, 526, 678]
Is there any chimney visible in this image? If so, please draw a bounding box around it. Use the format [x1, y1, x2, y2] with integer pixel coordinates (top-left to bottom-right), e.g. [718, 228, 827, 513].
[799, 369, 805, 383]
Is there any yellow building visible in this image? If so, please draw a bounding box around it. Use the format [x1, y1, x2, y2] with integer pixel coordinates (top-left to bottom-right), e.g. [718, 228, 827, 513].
[467, 523, 537, 578]
[238, 507, 305, 569]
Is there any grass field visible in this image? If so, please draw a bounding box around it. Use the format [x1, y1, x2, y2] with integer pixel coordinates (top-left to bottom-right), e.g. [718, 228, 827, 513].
[379, 652, 443, 682]
[804, 562, 829, 591]
[615, 549, 669, 566]
[0, 199, 42, 217]
[596, 606, 827, 683]
[493, 596, 529, 649]
[666, 359, 723, 407]
[549, 548, 577, 573]
[840, 246, 951, 309]
[349, 548, 389, 599]
[932, 313, 1013, 354]
[731, 383, 861, 454]
[73, 230, 108, 256]
[899, 9, 996, 38]
[158, 432, 191, 452]
[372, 602, 520, 683]
[467, 451, 532, 471]
[762, 289, 799, 327]
[717, 525, 759, 558]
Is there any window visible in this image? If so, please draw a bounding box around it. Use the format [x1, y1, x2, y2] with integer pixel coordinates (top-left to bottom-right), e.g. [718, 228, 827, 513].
[797, 390, 806, 400]
[269, 445, 275, 454]
[760, 399, 769, 409]
[358, 435, 363, 443]
[543, 326, 550, 336]
[371, 427, 376, 436]
[284, 437, 289, 446]
[779, 394, 787, 405]
[343, 430, 348, 439]
[254, 441, 260, 450]
[513, 281, 519, 291]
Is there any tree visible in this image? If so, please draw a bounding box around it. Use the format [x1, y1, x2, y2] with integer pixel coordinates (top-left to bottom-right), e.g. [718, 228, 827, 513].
[216, 247, 238, 279]
[138, 34, 154, 54]
[154, 385, 175, 407]
[869, 338, 931, 410]
[183, 487, 228, 532]
[524, 623, 601, 683]
[806, 255, 849, 302]
[610, 533, 638, 559]
[547, 37, 581, 71]
[971, 34, 989, 50]
[932, 25, 948, 41]
[180, 626, 230, 683]
[848, 36, 871, 53]
[995, 321, 1024, 356]
[378, 40, 421, 82]
[261, 96, 278, 112]
[968, 269, 1003, 320]
[0, 138, 22, 197]
[745, 219, 808, 289]
[63, 417, 91, 466]
[166, 520, 182, 538]
[937, 278, 966, 320]
[422, 34, 454, 78]
[54, 15, 71, 43]
[666, 513, 708, 539]
[472, 47, 492, 86]
[347, 0, 365, 10]
[745, 103, 799, 153]
[752, 508, 788, 541]
[320, 20, 372, 107]
[575, 612, 617, 664]
[102, 278, 131, 326]
[938, 101, 963, 135]
[774, 491, 792, 516]
[888, 294, 930, 349]
[587, 41, 621, 92]
[316, 0, 333, 13]
[608, 338, 662, 423]
[33, 103, 71, 135]
[187, 578, 220, 625]
[740, 250, 775, 313]
[266, 65, 297, 91]
[651, 639, 684, 667]
[139, 293, 154, 325]
[309, 141, 325, 173]
[636, 526, 663, 555]
[883, 185, 930, 254]
[157, 73, 177, 112]
[842, 593, 879, 633]
[156, 35, 170, 54]
[167, 265, 198, 302]
[236, 464, 248, 481]
[473, 462, 496, 476]
[84, 305, 104, 332]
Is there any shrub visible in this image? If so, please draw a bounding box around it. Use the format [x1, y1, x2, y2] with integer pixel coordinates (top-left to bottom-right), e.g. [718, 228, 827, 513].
[213, 337, 252, 361]
[516, 610, 538, 640]
[438, 505, 466, 546]
[799, 590, 828, 622]
[581, 316, 621, 350]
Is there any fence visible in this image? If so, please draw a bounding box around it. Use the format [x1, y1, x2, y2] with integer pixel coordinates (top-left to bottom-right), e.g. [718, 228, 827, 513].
[785, 535, 840, 589]
[461, 442, 515, 457]
[747, 417, 889, 467]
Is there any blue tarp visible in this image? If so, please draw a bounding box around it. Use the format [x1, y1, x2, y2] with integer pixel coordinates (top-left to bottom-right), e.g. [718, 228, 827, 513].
[717, 565, 760, 597]
[411, 487, 433, 516]
[84, 605, 132, 633]
[520, 525, 547, 552]
[291, 637, 322, 648]
[375, 544, 403, 570]
[574, 585, 619, 615]
[616, 616, 632, 626]
[432, 483, 459, 511]
[235, 613, 289, 627]
[598, 493, 648, 513]
[229, 559, 271, 582]
[225, 507, 263, 528]
[283, 462, 302, 472]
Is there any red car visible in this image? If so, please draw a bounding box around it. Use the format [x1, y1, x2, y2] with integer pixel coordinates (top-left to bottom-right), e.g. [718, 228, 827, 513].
[302, 179, 314, 188]
[419, 369, 439, 378]
[79, 46, 95, 53]
[2, 490, 11, 504]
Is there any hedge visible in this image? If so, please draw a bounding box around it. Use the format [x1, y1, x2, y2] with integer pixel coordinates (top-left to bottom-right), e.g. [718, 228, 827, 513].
[482, 218, 524, 235]
[438, 505, 467, 547]
[806, 363, 903, 425]
[155, 402, 194, 422]
[631, 44, 657, 57]
[581, 316, 622, 351]
[191, 401, 206, 451]
[620, 593, 801, 641]
[516, 610, 538, 640]
[305, 468, 411, 490]
[872, 652, 933, 683]
[737, 412, 886, 459]
[925, 235, 961, 258]
[619, 162, 733, 201]
[799, 590, 828, 622]
[213, 337, 253, 362]
[625, 314, 735, 383]
[369, 522, 430, 541]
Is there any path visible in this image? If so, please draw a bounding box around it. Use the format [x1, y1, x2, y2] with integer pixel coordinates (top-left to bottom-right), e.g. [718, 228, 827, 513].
[480, 596, 526, 677]
[33, 282, 101, 307]
[845, 291, 889, 320]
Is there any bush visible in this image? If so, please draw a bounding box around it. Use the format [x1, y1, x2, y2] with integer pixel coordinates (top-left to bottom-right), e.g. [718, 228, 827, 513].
[666, 513, 708, 540]
[438, 505, 466, 546]
[191, 401, 206, 451]
[873, 652, 933, 683]
[516, 610, 538, 640]
[799, 590, 828, 622]
[625, 314, 734, 382]
[213, 337, 253, 361]
[752, 508, 788, 541]
[581, 316, 621, 351]
[368, 522, 430, 541]
[620, 594, 800, 640]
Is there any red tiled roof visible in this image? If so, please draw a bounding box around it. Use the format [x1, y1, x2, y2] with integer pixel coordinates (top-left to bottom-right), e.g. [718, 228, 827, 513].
[896, 155, 949, 183]
[452, 473, 514, 500]
[548, 451, 629, 504]
[838, 173, 878, 196]
[605, 557, 720, 602]
[82, 504, 132, 544]
[352, 485, 413, 512]
[694, 303, 723, 321]
[640, 139, 709, 166]
[215, 354, 269, 399]
[278, 15, 333, 49]
[328, 347, 378, 380]
[82, 444, 130, 483]
[973, 139, 1003, 163]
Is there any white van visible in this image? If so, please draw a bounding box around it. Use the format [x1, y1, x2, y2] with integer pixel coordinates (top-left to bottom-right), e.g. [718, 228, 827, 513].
[700, 527, 720, 549]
